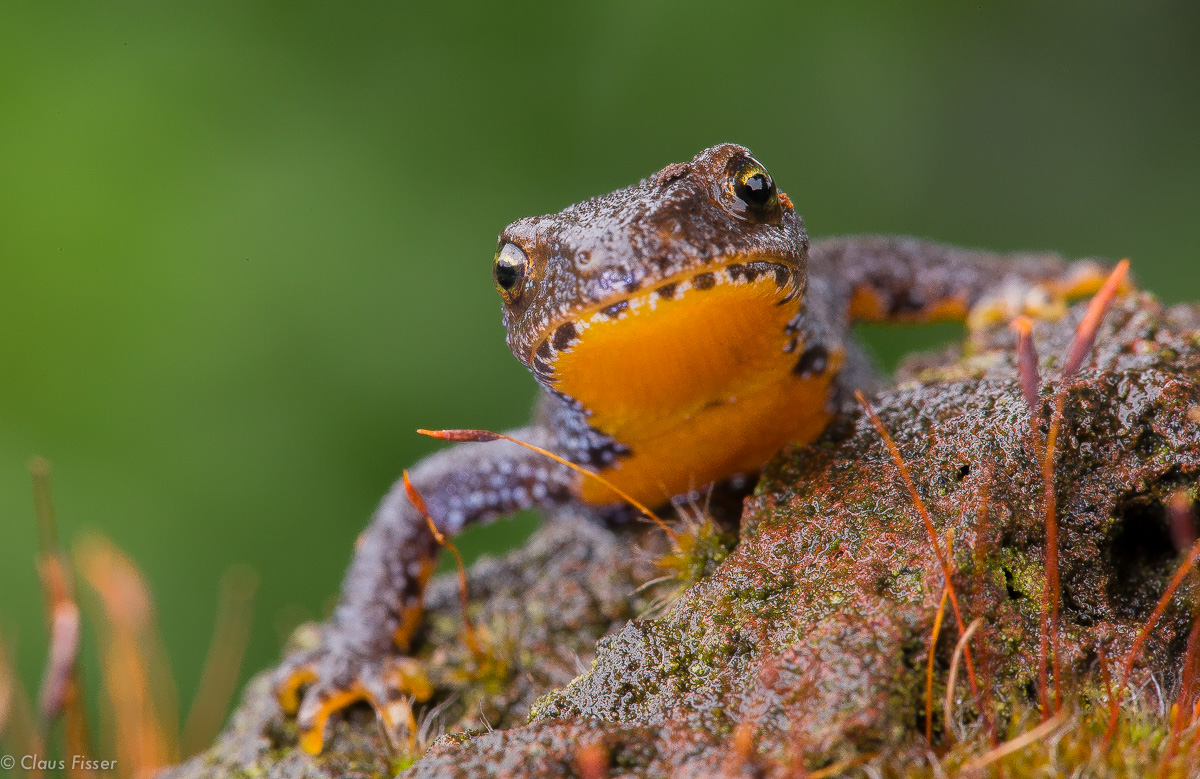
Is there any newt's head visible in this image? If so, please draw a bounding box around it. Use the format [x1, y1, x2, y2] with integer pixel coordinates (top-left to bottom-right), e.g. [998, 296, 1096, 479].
[493, 144, 808, 386]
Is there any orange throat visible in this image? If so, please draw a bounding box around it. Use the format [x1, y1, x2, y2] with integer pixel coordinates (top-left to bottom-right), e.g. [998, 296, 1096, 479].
[545, 260, 840, 506]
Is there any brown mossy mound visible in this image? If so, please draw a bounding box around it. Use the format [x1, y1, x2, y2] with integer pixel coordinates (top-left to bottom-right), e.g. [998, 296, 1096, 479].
[166, 294, 1200, 778]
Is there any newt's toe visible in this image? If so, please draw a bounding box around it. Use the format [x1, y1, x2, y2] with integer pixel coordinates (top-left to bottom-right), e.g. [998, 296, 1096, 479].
[967, 260, 1134, 332]
[1050, 259, 1132, 301]
[297, 683, 371, 755]
[275, 660, 317, 716]
[273, 649, 434, 755]
[967, 280, 1058, 331]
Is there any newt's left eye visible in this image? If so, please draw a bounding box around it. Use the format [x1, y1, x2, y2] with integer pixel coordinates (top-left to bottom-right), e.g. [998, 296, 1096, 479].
[732, 161, 779, 216]
[493, 243, 529, 303]
[720, 155, 782, 224]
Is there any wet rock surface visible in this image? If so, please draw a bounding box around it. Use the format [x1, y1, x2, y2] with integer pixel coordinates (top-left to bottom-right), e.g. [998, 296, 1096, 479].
[165, 294, 1200, 778]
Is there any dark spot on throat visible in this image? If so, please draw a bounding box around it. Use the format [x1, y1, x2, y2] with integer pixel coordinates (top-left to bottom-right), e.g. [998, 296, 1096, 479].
[655, 282, 679, 300]
[601, 300, 629, 319]
[533, 341, 555, 377]
[552, 321, 578, 350]
[693, 272, 717, 290]
[742, 263, 767, 282]
[889, 289, 927, 316]
[793, 345, 829, 378]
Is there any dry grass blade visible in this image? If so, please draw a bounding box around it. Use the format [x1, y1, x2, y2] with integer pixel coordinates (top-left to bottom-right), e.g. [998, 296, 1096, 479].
[180, 564, 258, 758]
[418, 428, 680, 545]
[0, 642, 10, 740]
[0, 637, 24, 747]
[76, 534, 179, 777]
[36, 579, 81, 725]
[961, 711, 1067, 772]
[944, 618, 982, 741]
[0, 635, 44, 778]
[404, 471, 482, 658]
[1103, 533, 1200, 750]
[1155, 704, 1187, 779]
[807, 752, 877, 779]
[855, 392, 990, 740]
[29, 456, 91, 770]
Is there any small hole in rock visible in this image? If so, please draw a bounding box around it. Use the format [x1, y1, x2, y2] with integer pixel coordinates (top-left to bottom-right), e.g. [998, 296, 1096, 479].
[1002, 566, 1024, 600]
[1105, 495, 1177, 620]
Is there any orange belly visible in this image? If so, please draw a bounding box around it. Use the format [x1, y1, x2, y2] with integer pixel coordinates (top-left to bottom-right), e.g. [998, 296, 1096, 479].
[548, 261, 840, 507]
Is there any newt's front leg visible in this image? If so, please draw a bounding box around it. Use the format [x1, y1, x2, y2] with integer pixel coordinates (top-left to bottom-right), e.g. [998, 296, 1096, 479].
[273, 428, 575, 754]
[810, 236, 1124, 329]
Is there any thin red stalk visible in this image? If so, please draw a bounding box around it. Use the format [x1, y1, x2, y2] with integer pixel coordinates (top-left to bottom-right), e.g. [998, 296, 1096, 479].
[419, 428, 680, 545]
[574, 742, 610, 779]
[970, 492, 997, 743]
[1060, 259, 1130, 379]
[1010, 313, 1055, 716]
[404, 472, 483, 658]
[1174, 493, 1200, 727]
[1040, 395, 1066, 717]
[720, 720, 759, 775]
[1010, 316, 1041, 411]
[1036, 613, 1050, 716]
[855, 392, 991, 739]
[1177, 615, 1200, 727]
[1103, 535, 1200, 749]
[1168, 491, 1199, 554]
[1190, 699, 1200, 759]
[926, 585, 950, 745]
[1032, 262, 1127, 720]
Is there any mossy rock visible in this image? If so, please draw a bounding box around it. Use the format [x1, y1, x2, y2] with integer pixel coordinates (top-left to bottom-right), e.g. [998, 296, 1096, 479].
[165, 294, 1200, 778]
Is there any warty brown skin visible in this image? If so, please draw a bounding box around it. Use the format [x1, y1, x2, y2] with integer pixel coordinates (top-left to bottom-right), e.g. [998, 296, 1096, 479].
[271, 143, 1111, 753]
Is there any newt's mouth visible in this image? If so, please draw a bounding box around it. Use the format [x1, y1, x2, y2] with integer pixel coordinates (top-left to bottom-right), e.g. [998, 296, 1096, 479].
[529, 255, 802, 384]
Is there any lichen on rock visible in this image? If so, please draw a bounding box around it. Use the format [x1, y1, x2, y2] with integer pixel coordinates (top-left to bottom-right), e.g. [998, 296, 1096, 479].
[166, 294, 1200, 778]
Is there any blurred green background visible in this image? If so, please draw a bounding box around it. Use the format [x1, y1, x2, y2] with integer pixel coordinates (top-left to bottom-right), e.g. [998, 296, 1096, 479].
[2, 0, 1198, 745]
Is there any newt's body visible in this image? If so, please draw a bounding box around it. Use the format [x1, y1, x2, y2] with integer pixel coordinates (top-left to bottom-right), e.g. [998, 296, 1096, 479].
[275, 144, 1110, 752]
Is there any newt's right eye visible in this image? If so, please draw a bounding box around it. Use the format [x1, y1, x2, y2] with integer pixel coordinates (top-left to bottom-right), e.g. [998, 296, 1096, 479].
[493, 243, 529, 303]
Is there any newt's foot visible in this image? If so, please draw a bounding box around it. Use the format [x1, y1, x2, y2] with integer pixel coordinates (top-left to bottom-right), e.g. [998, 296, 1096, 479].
[273, 643, 434, 755]
[967, 259, 1130, 331]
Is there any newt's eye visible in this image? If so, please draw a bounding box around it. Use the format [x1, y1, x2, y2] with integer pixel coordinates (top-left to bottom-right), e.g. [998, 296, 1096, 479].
[493, 243, 529, 302]
[726, 157, 781, 223]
